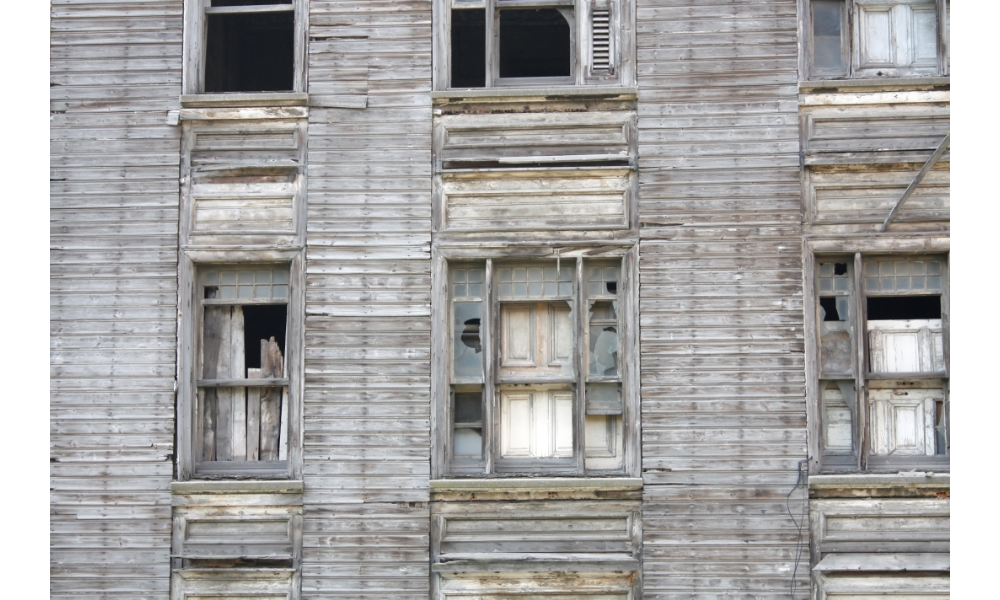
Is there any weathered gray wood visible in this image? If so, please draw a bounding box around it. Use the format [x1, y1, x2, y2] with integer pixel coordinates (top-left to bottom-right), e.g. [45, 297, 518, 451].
[247, 368, 262, 461]
[260, 337, 284, 462]
[879, 134, 950, 232]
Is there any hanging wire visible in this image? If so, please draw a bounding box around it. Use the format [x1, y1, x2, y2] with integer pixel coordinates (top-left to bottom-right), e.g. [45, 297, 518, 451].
[786, 458, 810, 598]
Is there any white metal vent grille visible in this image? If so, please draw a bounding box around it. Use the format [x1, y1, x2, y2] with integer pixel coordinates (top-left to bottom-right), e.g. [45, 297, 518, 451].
[591, 5, 612, 74]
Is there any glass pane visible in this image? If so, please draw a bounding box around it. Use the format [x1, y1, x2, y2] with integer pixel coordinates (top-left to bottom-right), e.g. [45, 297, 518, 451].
[454, 428, 483, 458]
[812, 0, 845, 71]
[455, 390, 483, 425]
[453, 302, 484, 379]
[203, 267, 289, 302]
[498, 263, 573, 299]
[586, 382, 622, 415]
[589, 300, 619, 377]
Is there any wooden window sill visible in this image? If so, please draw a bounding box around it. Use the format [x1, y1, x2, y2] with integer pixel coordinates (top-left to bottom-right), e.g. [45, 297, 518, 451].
[171, 480, 303, 495]
[808, 473, 949, 498]
[180, 92, 309, 108]
[799, 77, 949, 93]
[430, 477, 641, 493]
[431, 86, 637, 105]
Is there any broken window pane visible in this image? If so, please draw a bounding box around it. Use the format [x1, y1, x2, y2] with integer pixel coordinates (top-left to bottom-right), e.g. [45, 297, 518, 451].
[498, 8, 572, 78]
[587, 264, 620, 298]
[589, 300, 618, 377]
[819, 296, 853, 377]
[451, 9, 486, 87]
[822, 381, 854, 454]
[205, 11, 294, 93]
[817, 261, 850, 292]
[453, 302, 484, 379]
[812, 0, 845, 72]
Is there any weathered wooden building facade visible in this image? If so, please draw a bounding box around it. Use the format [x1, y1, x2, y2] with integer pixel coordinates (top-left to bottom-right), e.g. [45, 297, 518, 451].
[51, 0, 949, 598]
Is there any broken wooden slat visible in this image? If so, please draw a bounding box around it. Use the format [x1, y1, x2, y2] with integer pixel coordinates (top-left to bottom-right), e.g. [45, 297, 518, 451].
[247, 368, 262, 461]
[231, 307, 246, 461]
[212, 307, 233, 461]
[879, 133, 951, 232]
[260, 337, 284, 461]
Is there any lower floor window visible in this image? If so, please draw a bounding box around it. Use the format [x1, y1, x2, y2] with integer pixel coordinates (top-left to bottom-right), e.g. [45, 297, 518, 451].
[440, 254, 636, 476]
[813, 253, 949, 470]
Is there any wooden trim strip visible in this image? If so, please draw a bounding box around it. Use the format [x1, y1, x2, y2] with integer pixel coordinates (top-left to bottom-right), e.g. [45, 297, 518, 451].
[879, 134, 951, 232]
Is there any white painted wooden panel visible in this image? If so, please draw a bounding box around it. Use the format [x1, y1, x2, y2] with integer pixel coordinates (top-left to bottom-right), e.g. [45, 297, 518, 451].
[500, 389, 574, 459]
[440, 169, 630, 232]
[859, 6, 893, 65]
[868, 319, 944, 373]
[501, 305, 536, 367]
[869, 388, 941, 456]
[854, 0, 939, 75]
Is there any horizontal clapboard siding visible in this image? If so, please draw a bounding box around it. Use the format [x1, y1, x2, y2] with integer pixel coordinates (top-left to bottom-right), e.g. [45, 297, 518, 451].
[636, 1, 807, 598]
[50, 0, 182, 598]
[436, 112, 632, 163]
[806, 164, 950, 224]
[439, 169, 630, 232]
[302, 1, 432, 598]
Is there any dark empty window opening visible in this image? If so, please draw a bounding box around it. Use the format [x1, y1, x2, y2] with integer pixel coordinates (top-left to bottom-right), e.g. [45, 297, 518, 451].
[212, 0, 291, 6]
[867, 295, 941, 321]
[451, 9, 486, 88]
[242, 304, 287, 370]
[499, 9, 572, 79]
[820, 297, 847, 321]
[833, 263, 847, 276]
[205, 11, 294, 93]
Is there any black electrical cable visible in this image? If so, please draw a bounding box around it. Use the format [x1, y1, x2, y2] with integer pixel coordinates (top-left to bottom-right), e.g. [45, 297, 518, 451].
[786, 458, 809, 598]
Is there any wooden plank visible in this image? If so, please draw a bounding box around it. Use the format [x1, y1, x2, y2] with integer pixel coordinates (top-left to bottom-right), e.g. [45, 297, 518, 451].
[260, 337, 284, 462]
[247, 368, 262, 461]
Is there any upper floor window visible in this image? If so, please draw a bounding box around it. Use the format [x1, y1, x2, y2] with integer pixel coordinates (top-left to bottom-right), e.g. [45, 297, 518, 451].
[806, 0, 949, 80]
[439, 0, 629, 89]
[812, 254, 949, 472]
[184, 0, 306, 94]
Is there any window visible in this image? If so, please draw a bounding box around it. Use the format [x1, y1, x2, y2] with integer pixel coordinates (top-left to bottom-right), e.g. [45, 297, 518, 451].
[184, 264, 299, 478]
[441, 0, 625, 89]
[441, 256, 636, 476]
[805, 0, 949, 79]
[184, 0, 305, 94]
[812, 254, 949, 471]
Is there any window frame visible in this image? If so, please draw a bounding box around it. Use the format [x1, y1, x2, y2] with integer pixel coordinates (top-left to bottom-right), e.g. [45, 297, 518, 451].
[800, 0, 949, 81]
[182, 0, 309, 95]
[805, 245, 950, 474]
[177, 251, 305, 480]
[433, 0, 633, 90]
[431, 246, 640, 479]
